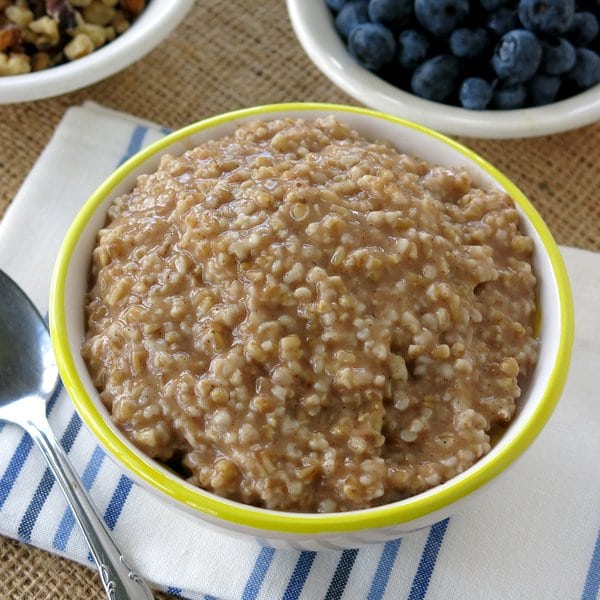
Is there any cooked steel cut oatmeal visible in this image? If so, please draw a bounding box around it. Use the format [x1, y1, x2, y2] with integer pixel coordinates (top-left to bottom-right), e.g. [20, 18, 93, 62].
[82, 116, 539, 512]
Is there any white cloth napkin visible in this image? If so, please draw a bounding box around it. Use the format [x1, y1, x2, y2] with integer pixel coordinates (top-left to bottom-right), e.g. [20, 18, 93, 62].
[0, 102, 598, 600]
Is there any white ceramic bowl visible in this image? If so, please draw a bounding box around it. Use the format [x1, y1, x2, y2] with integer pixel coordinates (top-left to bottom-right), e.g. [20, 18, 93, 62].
[287, 0, 600, 139]
[50, 103, 574, 549]
[0, 0, 193, 104]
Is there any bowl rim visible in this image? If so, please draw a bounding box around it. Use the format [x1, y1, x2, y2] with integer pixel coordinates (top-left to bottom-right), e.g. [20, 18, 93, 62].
[286, 0, 600, 139]
[49, 102, 574, 534]
[0, 0, 194, 104]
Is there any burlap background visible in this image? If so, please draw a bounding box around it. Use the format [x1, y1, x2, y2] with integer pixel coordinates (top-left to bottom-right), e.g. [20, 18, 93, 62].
[0, 1, 598, 598]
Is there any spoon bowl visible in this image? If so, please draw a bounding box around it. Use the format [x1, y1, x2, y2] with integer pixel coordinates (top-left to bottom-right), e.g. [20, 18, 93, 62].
[0, 269, 154, 600]
[0, 272, 56, 405]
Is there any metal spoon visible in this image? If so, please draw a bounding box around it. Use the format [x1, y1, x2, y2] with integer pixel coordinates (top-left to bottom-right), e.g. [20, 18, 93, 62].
[0, 269, 154, 600]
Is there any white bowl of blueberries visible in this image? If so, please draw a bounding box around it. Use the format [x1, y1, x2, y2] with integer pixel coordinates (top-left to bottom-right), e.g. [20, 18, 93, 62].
[287, 0, 600, 138]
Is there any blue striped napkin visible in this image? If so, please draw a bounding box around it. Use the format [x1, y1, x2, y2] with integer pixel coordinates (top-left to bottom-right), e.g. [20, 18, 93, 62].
[0, 102, 598, 600]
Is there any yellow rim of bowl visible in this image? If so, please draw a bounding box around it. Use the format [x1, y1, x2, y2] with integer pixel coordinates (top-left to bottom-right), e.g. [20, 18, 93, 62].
[49, 102, 574, 534]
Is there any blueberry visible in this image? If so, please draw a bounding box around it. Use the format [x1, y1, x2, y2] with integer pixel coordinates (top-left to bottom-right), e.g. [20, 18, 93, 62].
[348, 23, 397, 70]
[527, 73, 562, 104]
[368, 0, 412, 27]
[492, 29, 542, 83]
[568, 47, 600, 88]
[414, 0, 469, 37]
[326, 0, 351, 12]
[487, 8, 520, 36]
[450, 28, 490, 59]
[566, 12, 599, 46]
[540, 37, 576, 75]
[479, 0, 508, 11]
[493, 81, 528, 108]
[411, 54, 461, 101]
[459, 77, 494, 109]
[518, 0, 575, 36]
[335, 1, 370, 39]
[398, 29, 429, 69]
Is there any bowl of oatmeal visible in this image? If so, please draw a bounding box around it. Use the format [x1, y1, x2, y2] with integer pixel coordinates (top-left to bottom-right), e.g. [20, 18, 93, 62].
[50, 103, 573, 548]
[0, 0, 194, 103]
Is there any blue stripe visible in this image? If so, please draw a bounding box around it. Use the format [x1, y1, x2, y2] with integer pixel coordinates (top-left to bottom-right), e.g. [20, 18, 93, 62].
[46, 377, 63, 413]
[241, 546, 276, 600]
[582, 528, 600, 600]
[325, 548, 359, 600]
[407, 518, 450, 600]
[57, 411, 82, 451]
[17, 468, 55, 542]
[104, 475, 133, 530]
[160, 126, 173, 135]
[0, 377, 63, 511]
[0, 434, 34, 510]
[84, 477, 133, 562]
[204, 595, 220, 600]
[17, 410, 82, 542]
[166, 586, 183, 597]
[283, 551, 317, 600]
[367, 539, 402, 600]
[53, 446, 105, 551]
[117, 125, 148, 165]
[53, 507, 74, 551]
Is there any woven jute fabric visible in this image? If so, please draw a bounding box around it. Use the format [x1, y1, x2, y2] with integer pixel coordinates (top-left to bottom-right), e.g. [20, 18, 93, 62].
[0, 1, 598, 598]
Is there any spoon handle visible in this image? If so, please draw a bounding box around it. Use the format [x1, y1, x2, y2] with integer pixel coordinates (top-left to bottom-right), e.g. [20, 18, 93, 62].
[23, 404, 154, 600]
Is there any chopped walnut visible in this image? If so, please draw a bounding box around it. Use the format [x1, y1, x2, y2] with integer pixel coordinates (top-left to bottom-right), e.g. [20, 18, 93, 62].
[75, 21, 105, 47]
[119, 0, 143, 16]
[110, 8, 128, 33]
[5, 4, 34, 28]
[63, 30, 92, 59]
[0, 50, 30, 74]
[0, 24, 21, 51]
[29, 16, 59, 47]
[82, 1, 114, 26]
[30, 49, 49, 69]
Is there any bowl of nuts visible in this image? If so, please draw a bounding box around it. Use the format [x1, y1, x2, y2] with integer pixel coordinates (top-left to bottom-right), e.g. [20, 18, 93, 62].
[50, 103, 573, 549]
[0, 0, 194, 103]
[287, 0, 600, 138]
